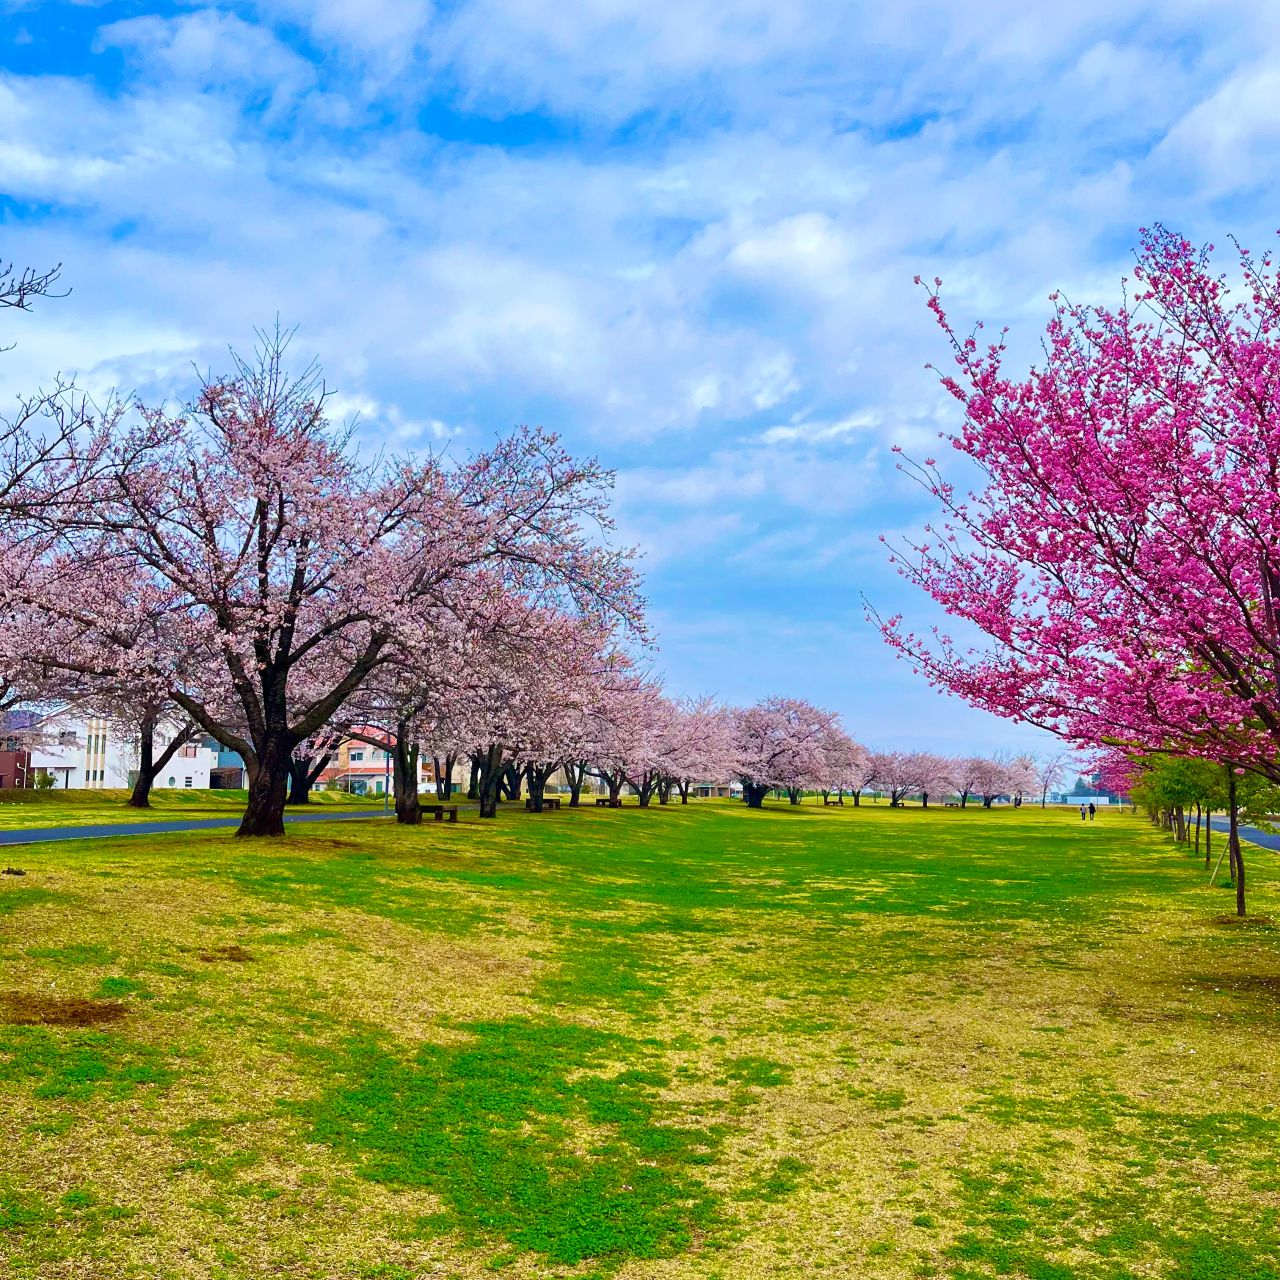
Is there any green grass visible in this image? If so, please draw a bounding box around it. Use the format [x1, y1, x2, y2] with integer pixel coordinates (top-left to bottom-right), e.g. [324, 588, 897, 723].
[0, 787, 384, 830]
[0, 800, 1278, 1278]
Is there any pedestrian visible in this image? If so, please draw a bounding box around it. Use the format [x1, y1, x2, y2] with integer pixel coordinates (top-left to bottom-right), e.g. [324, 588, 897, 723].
[1088, 802, 1096, 821]
[1080, 803, 1087, 821]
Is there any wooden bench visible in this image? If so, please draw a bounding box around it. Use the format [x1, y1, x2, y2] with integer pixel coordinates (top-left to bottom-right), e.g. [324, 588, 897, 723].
[823, 798, 844, 806]
[525, 797, 562, 811]
[595, 797, 622, 807]
[432, 805, 458, 823]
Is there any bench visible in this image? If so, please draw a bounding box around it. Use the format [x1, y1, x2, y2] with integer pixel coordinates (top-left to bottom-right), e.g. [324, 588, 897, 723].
[823, 798, 844, 806]
[525, 797, 562, 811]
[432, 805, 458, 823]
[595, 797, 622, 807]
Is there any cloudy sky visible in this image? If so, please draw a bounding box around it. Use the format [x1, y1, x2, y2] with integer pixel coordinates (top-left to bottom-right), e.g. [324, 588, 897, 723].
[1, 0, 1277, 755]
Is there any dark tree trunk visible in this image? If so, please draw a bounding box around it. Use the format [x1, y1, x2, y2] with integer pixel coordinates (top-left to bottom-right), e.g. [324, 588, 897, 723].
[1227, 770, 1245, 917]
[787, 787, 801, 805]
[565, 761, 587, 807]
[604, 771, 625, 805]
[128, 715, 198, 809]
[393, 720, 421, 825]
[921, 790, 929, 809]
[287, 756, 310, 806]
[744, 782, 768, 809]
[238, 729, 294, 837]
[1204, 808, 1212, 869]
[960, 791, 969, 808]
[433, 754, 456, 801]
[499, 763, 524, 802]
[528, 764, 557, 813]
[852, 790, 860, 807]
[657, 777, 672, 805]
[129, 717, 157, 809]
[677, 779, 690, 804]
[1194, 803, 1201, 858]
[467, 754, 481, 800]
[634, 771, 658, 808]
[477, 744, 504, 819]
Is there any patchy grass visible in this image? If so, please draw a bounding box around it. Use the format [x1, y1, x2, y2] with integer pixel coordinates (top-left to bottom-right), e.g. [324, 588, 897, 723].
[0, 801, 1278, 1278]
[0, 787, 383, 830]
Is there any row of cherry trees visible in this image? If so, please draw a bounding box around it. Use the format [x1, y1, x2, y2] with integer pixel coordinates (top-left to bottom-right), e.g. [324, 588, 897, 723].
[881, 225, 1280, 914]
[0, 256, 1051, 837]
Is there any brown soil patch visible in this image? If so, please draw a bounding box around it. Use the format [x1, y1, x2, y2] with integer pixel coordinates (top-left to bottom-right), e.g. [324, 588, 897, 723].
[1212, 914, 1275, 927]
[199, 944, 254, 963]
[1, 992, 128, 1026]
[2, 867, 25, 876]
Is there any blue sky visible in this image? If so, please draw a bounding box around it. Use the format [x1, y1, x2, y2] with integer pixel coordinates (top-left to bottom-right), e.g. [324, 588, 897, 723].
[2, 0, 1278, 756]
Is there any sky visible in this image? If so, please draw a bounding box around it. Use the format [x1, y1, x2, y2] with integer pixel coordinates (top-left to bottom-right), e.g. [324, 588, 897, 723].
[2, 0, 1279, 758]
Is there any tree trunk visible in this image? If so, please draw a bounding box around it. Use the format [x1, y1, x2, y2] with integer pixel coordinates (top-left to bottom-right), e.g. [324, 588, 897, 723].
[528, 764, 556, 813]
[434, 754, 456, 801]
[921, 790, 929, 809]
[852, 790, 860, 807]
[744, 782, 768, 809]
[393, 721, 421, 825]
[677, 779, 690, 804]
[1194, 803, 1201, 858]
[477, 744, 504, 819]
[1204, 808, 1212, 870]
[467, 755, 481, 801]
[1227, 770, 1246, 917]
[566, 761, 586, 807]
[237, 730, 294, 837]
[130, 716, 196, 810]
[787, 787, 801, 805]
[287, 756, 312, 806]
[128, 717, 157, 809]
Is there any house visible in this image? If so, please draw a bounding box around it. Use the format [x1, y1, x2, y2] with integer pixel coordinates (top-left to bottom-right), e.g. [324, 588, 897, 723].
[25, 710, 217, 791]
[693, 782, 742, 799]
[316, 727, 432, 796]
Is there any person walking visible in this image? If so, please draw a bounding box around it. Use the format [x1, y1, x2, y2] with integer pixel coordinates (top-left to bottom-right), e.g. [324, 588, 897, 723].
[1088, 801, 1096, 821]
[1080, 803, 1087, 821]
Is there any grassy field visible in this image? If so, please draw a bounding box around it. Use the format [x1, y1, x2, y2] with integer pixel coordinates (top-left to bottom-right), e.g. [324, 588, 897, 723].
[0, 788, 385, 830]
[0, 800, 1277, 1280]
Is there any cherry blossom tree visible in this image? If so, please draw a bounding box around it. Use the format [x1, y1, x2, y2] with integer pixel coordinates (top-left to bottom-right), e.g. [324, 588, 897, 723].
[1032, 751, 1069, 808]
[19, 331, 642, 836]
[879, 227, 1280, 849]
[732, 697, 839, 808]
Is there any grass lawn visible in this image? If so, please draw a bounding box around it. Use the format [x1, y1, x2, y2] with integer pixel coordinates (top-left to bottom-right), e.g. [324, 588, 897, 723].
[0, 788, 385, 830]
[0, 801, 1277, 1279]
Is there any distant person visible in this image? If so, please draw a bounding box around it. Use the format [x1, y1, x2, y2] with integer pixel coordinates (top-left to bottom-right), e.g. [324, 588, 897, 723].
[1080, 803, 1087, 821]
[1088, 802, 1096, 821]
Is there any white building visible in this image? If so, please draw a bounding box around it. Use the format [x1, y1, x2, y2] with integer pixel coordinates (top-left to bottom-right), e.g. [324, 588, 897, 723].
[28, 710, 217, 791]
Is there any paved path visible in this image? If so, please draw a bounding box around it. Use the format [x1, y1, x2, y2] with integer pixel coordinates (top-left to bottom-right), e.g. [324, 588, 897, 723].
[1195, 815, 1280, 852]
[0, 808, 396, 848]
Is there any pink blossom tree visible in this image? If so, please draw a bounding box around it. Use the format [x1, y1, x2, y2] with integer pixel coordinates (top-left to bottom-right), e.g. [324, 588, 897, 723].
[733, 697, 839, 807]
[19, 332, 642, 836]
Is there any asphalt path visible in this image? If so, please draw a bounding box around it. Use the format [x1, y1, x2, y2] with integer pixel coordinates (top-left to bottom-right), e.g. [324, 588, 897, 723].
[1197, 815, 1280, 853]
[0, 807, 398, 848]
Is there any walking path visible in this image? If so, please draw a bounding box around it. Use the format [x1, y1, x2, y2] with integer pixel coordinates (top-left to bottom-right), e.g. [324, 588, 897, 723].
[0, 808, 396, 848]
[1197, 815, 1280, 853]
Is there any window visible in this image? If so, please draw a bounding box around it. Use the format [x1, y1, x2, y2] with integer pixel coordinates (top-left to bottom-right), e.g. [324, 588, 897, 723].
[167, 776, 176, 787]
[350, 751, 364, 762]
[181, 744, 198, 759]
[58, 731, 77, 747]
[184, 777, 193, 788]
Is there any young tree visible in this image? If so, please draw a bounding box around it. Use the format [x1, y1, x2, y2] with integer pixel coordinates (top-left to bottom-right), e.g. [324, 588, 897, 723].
[1033, 752, 1068, 808]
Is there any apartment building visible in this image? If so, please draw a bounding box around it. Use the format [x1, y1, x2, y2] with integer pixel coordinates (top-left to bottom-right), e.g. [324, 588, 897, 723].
[25, 711, 217, 790]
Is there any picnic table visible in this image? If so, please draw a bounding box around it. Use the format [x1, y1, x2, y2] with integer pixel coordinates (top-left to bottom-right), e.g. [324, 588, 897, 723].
[595, 797, 622, 808]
